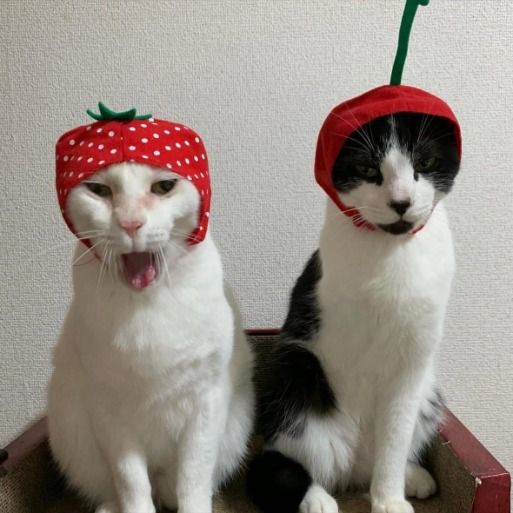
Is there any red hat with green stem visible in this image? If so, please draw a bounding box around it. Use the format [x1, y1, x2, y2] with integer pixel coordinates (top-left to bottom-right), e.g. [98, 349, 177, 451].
[314, 0, 461, 232]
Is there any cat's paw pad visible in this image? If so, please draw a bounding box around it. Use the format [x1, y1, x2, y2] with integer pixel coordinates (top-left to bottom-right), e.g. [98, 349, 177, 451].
[405, 463, 437, 499]
[300, 484, 339, 513]
[372, 497, 414, 513]
[95, 502, 119, 513]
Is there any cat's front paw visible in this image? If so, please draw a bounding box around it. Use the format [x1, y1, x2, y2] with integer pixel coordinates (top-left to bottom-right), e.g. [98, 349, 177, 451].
[405, 463, 437, 499]
[371, 497, 414, 513]
[299, 484, 339, 513]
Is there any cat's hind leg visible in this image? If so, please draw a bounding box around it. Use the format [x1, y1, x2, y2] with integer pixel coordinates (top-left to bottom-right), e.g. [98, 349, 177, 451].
[49, 361, 155, 513]
[48, 362, 117, 508]
[247, 451, 339, 513]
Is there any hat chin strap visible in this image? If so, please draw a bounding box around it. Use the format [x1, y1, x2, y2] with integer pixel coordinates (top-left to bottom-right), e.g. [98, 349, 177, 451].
[339, 202, 376, 231]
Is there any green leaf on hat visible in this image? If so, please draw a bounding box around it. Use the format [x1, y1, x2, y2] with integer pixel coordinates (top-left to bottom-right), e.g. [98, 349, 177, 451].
[86, 102, 152, 121]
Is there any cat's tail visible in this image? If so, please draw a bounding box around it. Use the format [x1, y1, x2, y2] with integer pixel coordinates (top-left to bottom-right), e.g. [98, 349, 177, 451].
[246, 450, 312, 513]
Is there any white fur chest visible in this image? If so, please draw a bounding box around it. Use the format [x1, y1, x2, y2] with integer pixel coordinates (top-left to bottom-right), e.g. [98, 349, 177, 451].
[315, 201, 455, 413]
[54, 238, 234, 456]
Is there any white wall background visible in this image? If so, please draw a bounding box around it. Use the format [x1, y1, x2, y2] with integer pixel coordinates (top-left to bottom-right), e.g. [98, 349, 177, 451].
[1, 0, 512, 491]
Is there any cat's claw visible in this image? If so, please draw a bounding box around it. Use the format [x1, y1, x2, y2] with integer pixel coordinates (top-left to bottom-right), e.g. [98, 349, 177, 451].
[405, 463, 437, 499]
[300, 484, 339, 513]
[372, 497, 414, 513]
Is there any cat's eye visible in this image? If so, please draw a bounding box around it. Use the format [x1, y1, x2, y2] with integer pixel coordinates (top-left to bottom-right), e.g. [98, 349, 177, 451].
[85, 182, 112, 197]
[355, 165, 379, 179]
[151, 180, 178, 195]
[417, 157, 438, 173]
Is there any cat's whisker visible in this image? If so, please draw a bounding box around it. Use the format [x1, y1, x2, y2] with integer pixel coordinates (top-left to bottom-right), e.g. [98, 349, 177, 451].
[42, 233, 110, 266]
[27, 238, 81, 261]
[95, 241, 110, 293]
[353, 110, 377, 153]
[158, 247, 170, 284]
[331, 110, 376, 153]
[416, 99, 439, 148]
[169, 228, 203, 244]
[103, 247, 111, 283]
[418, 131, 456, 148]
[333, 114, 374, 151]
[330, 112, 370, 144]
[153, 249, 161, 281]
[345, 206, 386, 212]
[166, 238, 190, 257]
[114, 254, 121, 283]
[106, 247, 116, 283]
[72, 239, 104, 266]
[23, 233, 105, 264]
[162, 250, 170, 282]
[154, 250, 162, 282]
[75, 235, 106, 243]
[333, 133, 373, 154]
[324, 206, 386, 225]
[75, 229, 104, 236]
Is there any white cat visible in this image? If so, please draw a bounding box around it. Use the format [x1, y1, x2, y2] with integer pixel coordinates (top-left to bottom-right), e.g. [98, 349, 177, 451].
[248, 112, 461, 513]
[48, 162, 254, 513]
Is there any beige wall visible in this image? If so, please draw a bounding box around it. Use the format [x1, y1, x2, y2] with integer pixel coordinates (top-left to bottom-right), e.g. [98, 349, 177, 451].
[1, 0, 511, 489]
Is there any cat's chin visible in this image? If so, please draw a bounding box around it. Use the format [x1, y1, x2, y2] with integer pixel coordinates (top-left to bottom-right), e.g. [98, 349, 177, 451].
[378, 220, 414, 235]
[121, 252, 159, 290]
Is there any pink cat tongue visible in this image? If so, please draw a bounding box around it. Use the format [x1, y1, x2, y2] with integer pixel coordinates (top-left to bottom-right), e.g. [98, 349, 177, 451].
[122, 252, 156, 289]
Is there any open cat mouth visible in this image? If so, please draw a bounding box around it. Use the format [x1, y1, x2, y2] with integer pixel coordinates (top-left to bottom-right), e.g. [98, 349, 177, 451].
[378, 220, 414, 235]
[121, 252, 158, 290]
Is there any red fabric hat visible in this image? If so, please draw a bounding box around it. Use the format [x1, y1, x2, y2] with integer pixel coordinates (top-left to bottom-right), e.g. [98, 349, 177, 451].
[314, 84, 462, 229]
[56, 104, 210, 246]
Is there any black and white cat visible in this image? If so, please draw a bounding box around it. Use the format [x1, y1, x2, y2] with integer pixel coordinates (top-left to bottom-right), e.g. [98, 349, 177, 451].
[248, 113, 460, 513]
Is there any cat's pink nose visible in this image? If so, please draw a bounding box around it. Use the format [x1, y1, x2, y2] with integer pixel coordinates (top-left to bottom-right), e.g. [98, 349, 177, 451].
[119, 219, 144, 237]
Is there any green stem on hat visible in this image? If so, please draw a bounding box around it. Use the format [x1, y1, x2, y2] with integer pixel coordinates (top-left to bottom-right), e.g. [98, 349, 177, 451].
[86, 102, 152, 121]
[390, 0, 430, 86]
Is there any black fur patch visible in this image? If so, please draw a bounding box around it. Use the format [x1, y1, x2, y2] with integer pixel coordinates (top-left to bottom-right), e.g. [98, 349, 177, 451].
[419, 388, 445, 429]
[282, 250, 322, 341]
[250, 251, 337, 510]
[415, 389, 445, 466]
[246, 451, 312, 513]
[256, 342, 337, 440]
[332, 113, 460, 194]
[256, 250, 336, 441]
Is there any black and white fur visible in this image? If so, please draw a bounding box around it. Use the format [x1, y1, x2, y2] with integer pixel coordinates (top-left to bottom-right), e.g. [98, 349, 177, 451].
[248, 113, 460, 513]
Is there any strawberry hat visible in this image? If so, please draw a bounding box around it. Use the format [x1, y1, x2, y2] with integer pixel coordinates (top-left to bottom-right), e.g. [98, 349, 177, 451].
[314, 0, 462, 232]
[56, 103, 210, 246]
